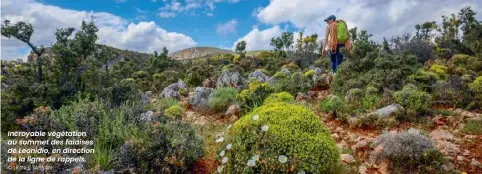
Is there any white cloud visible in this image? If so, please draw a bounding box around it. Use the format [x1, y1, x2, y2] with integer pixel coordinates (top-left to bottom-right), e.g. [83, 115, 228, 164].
[254, 0, 482, 41]
[134, 6, 148, 13]
[158, 0, 242, 18]
[1, 0, 197, 60]
[158, 11, 176, 18]
[216, 19, 238, 36]
[232, 25, 283, 51]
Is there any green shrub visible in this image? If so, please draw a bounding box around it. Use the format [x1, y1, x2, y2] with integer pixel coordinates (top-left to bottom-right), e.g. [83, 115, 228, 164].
[448, 54, 482, 75]
[164, 105, 184, 118]
[208, 87, 238, 112]
[272, 72, 311, 96]
[304, 69, 315, 78]
[407, 69, 439, 91]
[115, 118, 204, 173]
[237, 80, 274, 110]
[134, 71, 148, 78]
[394, 84, 432, 113]
[319, 95, 345, 116]
[272, 71, 289, 79]
[468, 76, 482, 93]
[332, 52, 420, 95]
[345, 88, 364, 104]
[221, 102, 340, 173]
[281, 62, 299, 72]
[463, 119, 482, 135]
[184, 64, 215, 87]
[429, 64, 448, 79]
[373, 131, 454, 174]
[263, 92, 294, 104]
[149, 97, 178, 111]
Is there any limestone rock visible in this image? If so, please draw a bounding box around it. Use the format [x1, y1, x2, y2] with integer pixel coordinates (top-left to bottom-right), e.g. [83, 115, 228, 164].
[430, 129, 455, 141]
[216, 69, 245, 90]
[139, 111, 154, 123]
[370, 104, 403, 117]
[248, 70, 269, 83]
[140, 91, 152, 104]
[341, 154, 355, 164]
[190, 87, 214, 110]
[225, 104, 241, 117]
[313, 73, 330, 88]
[161, 80, 188, 100]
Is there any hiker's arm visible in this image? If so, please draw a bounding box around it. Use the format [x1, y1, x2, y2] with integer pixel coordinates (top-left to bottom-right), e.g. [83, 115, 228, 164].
[345, 23, 352, 50]
[322, 25, 330, 53]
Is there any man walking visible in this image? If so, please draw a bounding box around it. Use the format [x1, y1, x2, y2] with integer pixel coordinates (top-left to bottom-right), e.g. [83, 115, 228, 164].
[321, 15, 351, 76]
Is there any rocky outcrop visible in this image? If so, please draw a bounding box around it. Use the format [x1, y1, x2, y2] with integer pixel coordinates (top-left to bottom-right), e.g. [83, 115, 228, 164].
[216, 70, 245, 90]
[161, 80, 188, 100]
[370, 104, 404, 117]
[248, 70, 269, 83]
[313, 73, 331, 88]
[190, 87, 214, 110]
[170, 47, 235, 60]
[140, 91, 152, 104]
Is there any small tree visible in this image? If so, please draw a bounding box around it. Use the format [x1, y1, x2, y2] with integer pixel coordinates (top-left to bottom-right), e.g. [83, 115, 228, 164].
[235, 40, 247, 58]
[1, 20, 45, 83]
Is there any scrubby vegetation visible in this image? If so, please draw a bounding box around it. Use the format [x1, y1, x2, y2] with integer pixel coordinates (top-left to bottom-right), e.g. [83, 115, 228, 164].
[1, 6, 481, 174]
[220, 101, 340, 173]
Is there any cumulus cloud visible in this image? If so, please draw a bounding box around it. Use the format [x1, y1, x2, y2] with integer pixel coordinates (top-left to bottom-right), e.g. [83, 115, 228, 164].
[254, 0, 482, 41]
[1, 0, 197, 60]
[232, 25, 283, 51]
[158, 0, 242, 17]
[216, 19, 238, 37]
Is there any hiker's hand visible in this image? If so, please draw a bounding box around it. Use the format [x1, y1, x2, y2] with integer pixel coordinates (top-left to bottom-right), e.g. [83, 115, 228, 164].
[322, 50, 326, 56]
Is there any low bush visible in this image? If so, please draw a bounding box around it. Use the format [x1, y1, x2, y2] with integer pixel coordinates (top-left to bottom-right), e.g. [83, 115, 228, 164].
[463, 118, 482, 135]
[332, 52, 421, 95]
[319, 95, 345, 116]
[407, 69, 439, 92]
[272, 72, 311, 96]
[263, 92, 294, 104]
[208, 87, 238, 112]
[373, 130, 453, 173]
[237, 80, 274, 110]
[394, 84, 432, 114]
[149, 97, 179, 111]
[303, 69, 315, 78]
[115, 118, 204, 173]
[164, 105, 184, 118]
[219, 102, 340, 173]
[429, 64, 448, 79]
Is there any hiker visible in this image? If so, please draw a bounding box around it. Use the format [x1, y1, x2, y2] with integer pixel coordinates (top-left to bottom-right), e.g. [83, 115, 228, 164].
[321, 15, 351, 76]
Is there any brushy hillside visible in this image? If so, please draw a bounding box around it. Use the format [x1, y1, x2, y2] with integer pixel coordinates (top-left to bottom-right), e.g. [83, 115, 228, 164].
[1, 6, 482, 174]
[170, 46, 235, 60]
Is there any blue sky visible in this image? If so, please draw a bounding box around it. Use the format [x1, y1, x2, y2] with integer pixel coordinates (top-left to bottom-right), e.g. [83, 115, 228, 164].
[1, 0, 481, 60]
[40, 0, 274, 49]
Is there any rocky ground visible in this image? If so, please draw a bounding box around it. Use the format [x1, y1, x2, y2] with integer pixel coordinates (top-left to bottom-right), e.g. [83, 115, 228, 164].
[180, 88, 482, 174]
[317, 89, 482, 174]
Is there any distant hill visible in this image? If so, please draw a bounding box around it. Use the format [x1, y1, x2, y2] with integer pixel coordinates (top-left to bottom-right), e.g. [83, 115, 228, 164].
[246, 50, 269, 56]
[169, 46, 235, 60]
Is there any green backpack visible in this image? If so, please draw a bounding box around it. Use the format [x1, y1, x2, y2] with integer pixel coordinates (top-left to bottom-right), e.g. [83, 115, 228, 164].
[336, 20, 349, 43]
